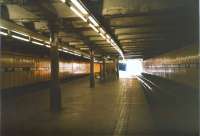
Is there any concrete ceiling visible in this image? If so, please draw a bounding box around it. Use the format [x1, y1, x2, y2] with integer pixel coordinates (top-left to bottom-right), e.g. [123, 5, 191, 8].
[1, 0, 197, 59]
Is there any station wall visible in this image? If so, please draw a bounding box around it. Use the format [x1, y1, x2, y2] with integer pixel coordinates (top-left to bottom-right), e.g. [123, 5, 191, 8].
[143, 45, 199, 89]
[0, 52, 100, 90]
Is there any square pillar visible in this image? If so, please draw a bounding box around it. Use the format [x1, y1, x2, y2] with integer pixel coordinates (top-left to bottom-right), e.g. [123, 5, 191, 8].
[100, 62, 104, 81]
[90, 49, 95, 88]
[50, 32, 61, 112]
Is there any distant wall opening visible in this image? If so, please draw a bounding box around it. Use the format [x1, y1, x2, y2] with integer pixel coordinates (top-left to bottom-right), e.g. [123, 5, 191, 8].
[119, 59, 143, 78]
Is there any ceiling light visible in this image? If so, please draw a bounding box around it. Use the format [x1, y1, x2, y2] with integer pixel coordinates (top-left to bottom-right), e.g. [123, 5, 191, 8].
[89, 23, 99, 33]
[110, 39, 115, 44]
[88, 16, 99, 26]
[0, 26, 8, 36]
[100, 33, 106, 39]
[0, 31, 8, 36]
[71, 0, 88, 15]
[12, 35, 30, 42]
[32, 41, 44, 46]
[70, 6, 87, 22]
[70, 0, 124, 59]
[32, 37, 43, 42]
[60, 0, 65, 3]
[45, 45, 51, 48]
[106, 34, 111, 39]
[83, 56, 90, 59]
[80, 47, 89, 50]
[58, 48, 63, 51]
[0, 26, 7, 29]
[106, 38, 111, 43]
[45, 41, 50, 45]
[12, 30, 28, 37]
[99, 28, 105, 34]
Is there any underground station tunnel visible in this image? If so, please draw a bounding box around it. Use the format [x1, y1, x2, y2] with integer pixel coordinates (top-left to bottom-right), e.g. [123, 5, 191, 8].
[0, 0, 199, 136]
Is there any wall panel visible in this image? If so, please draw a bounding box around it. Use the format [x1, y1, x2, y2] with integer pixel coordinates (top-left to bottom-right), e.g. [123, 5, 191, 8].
[143, 45, 199, 89]
[0, 52, 100, 90]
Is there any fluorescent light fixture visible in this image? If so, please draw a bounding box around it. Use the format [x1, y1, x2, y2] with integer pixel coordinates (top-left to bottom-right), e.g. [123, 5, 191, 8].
[110, 39, 115, 44]
[83, 56, 90, 59]
[106, 34, 111, 39]
[60, 0, 65, 3]
[88, 16, 99, 26]
[0, 31, 8, 36]
[70, 6, 87, 22]
[63, 50, 70, 53]
[75, 53, 81, 56]
[12, 35, 30, 42]
[89, 23, 99, 33]
[62, 48, 82, 57]
[80, 47, 89, 50]
[45, 45, 51, 48]
[58, 48, 63, 51]
[100, 33, 106, 39]
[0, 26, 7, 29]
[32, 37, 43, 42]
[106, 38, 111, 43]
[63, 47, 68, 50]
[12, 30, 28, 37]
[111, 43, 115, 47]
[113, 46, 118, 50]
[99, 28, 105, 34]
[71, 0, 88, 15]
[32, 41, 44, 46]
[70, 0, 124, 59]
[45, 41, 50, 45]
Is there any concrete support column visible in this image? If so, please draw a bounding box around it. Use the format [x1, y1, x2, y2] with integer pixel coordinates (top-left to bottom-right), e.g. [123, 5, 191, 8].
[90, 49, 95, 88]
[100, 62, 104, 81]
[103, 57, 106, 81]
[50, 32, 61, 112]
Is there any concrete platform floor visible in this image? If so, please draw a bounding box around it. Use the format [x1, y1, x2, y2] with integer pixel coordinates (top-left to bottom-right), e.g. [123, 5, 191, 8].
[1, 76, 198, 136]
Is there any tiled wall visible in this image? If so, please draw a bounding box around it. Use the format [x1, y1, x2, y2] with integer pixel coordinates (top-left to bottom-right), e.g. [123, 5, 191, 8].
[143, 45, 199, 89]
[0, 52, 100, 90]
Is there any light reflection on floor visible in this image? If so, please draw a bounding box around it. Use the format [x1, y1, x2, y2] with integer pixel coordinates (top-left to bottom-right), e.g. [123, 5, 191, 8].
[119, 59, 143, 78]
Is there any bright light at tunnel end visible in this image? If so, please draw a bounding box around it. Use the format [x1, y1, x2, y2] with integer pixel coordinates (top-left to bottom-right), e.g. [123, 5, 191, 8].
[119, 59, 143, 78]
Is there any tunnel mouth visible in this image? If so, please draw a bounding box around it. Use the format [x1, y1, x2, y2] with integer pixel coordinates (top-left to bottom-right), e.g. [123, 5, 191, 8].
[119, 59, 143, 78]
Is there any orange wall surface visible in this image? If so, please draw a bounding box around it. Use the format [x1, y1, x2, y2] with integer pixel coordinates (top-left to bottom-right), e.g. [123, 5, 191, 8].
[0, 52, 100, 90]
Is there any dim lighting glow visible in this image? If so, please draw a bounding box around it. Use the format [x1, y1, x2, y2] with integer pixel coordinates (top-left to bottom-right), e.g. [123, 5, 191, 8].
[89, 23, 99, 33]
[71, 0, 88, 15]
[70, 6, 87, 22]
